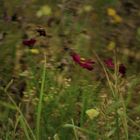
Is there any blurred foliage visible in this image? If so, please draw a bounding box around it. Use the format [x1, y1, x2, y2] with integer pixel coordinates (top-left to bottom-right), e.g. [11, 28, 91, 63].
[0, 0, 140, 139]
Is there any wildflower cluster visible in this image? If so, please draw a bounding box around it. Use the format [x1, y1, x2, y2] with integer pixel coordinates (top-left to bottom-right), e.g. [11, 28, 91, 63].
[22, 38, 126, 76]
[107, 8, 123, 23]
[71, 52, 126, 77]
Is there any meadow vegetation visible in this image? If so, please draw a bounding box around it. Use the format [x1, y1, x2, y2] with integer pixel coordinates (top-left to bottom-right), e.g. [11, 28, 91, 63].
[0, 0, 140, 139]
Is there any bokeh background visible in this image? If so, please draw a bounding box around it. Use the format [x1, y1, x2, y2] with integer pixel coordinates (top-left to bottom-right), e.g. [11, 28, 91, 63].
[0, 0, 140, 139]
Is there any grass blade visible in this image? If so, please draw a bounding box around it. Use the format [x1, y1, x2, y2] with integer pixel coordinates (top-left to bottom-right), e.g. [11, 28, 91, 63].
[36, 54, 46, 140]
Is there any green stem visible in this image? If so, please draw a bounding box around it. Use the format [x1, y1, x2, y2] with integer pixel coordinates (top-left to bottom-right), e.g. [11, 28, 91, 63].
[71, 119, 79, 140]
[36, 54, 46, 140]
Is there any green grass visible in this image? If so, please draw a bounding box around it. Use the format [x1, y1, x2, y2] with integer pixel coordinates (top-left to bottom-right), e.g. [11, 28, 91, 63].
[36, 54, 46, 140]
[0, 0, 140, 140]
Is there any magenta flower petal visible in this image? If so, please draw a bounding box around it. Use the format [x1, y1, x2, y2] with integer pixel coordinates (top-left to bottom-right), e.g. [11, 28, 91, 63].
[104, 58, 114, 69]
[80, 62, 94, 71]
[71, 53, 81, 64]
[23, 38, 36, 47]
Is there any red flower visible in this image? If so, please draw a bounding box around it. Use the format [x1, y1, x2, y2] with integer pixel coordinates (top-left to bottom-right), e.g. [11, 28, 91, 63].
[71, 52, 95, 71]
[119, 64, 126, 77]
[104, 58, 126, 76]
[71, 53, 126, 74]
[80, 60, 95, 71]
[23, 38, 36, 47]
[71, 52, 81, 64]
[104, 58, 114, 69]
